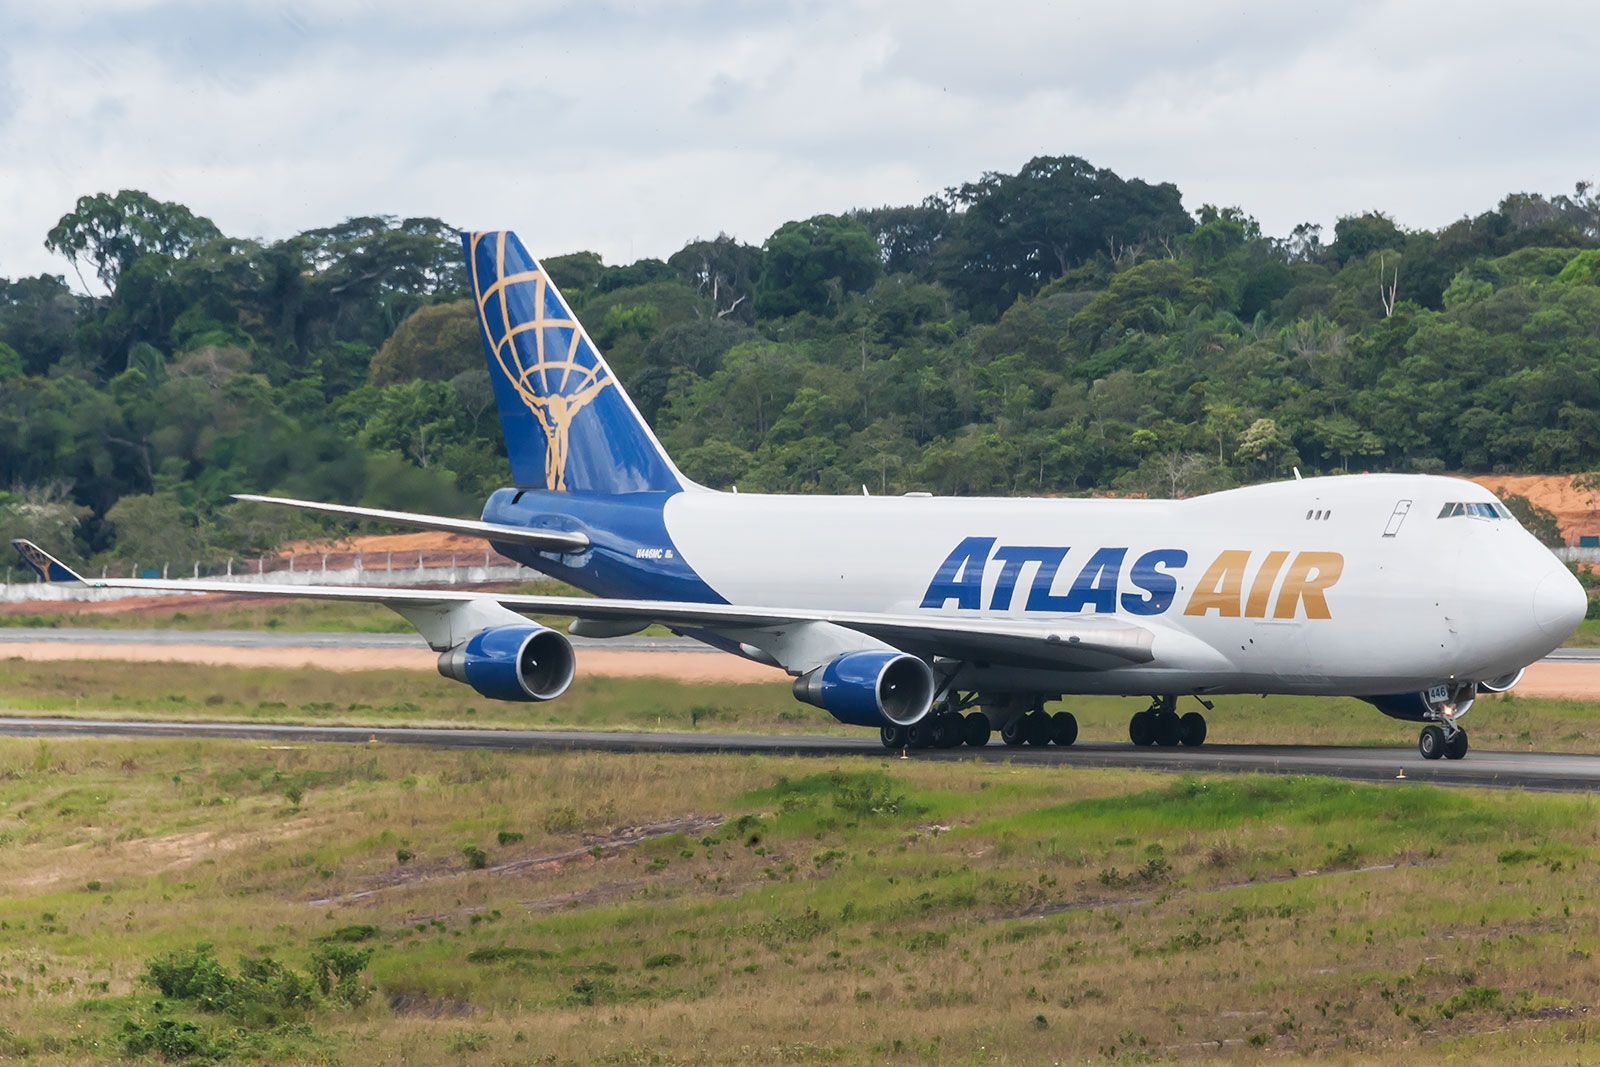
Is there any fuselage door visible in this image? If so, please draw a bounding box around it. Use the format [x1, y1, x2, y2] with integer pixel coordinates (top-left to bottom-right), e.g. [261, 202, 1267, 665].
[1382, 499, 1412, 538]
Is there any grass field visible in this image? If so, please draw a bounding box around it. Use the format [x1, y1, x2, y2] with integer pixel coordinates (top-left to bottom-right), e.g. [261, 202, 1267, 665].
[4, 659, 1600, 754]
[0, 738, 1596, 1064]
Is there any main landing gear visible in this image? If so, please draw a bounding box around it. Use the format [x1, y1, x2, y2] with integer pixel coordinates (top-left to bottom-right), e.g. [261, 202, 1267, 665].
[879, 695, 1078, 750]
[1128, 696, 1207, 748]
[998, 708, 1079, 748]
[880, 710, 993, 751]
[1418, 723, 1468, 760]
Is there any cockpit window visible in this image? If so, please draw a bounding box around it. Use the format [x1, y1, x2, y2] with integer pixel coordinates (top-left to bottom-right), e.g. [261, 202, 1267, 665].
[1437, 501, 1513, 520]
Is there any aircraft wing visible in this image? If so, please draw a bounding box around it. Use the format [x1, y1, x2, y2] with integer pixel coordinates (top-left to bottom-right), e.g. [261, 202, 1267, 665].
[11, 540, 1153, 671]
[229, 494, 590, 554]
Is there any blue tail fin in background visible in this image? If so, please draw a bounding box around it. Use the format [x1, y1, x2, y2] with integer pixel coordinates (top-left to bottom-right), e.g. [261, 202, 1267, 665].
[463, 230, 685, 494]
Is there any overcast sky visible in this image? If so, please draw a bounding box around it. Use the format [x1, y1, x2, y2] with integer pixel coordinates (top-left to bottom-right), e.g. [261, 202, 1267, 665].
[2, 0, 1597, 289]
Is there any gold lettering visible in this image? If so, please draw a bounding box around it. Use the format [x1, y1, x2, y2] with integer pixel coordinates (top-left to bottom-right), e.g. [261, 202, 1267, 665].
[1183, 550, 1251, 617]
[1244, 550, 1290, 618]
[1273, 552, 1344, 619]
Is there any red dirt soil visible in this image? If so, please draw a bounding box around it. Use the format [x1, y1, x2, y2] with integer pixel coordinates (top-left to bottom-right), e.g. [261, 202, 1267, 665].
[1467, 473, 1599, 543]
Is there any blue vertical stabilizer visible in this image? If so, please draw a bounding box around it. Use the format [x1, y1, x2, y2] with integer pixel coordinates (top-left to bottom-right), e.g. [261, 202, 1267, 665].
[463, 231, 685, 494]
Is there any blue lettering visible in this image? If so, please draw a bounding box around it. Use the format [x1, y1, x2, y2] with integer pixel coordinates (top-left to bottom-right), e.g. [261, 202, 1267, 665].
[920, 536, 995, 610]
[1121, 549, 1188, 615]
[1062, 547, 1127, 613]
[1024, 552, 1075, 612]
[989, 546, 1069, 610]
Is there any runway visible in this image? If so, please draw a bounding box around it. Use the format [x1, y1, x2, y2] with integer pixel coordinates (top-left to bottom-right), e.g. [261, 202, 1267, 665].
[1, 716, 1597, 792]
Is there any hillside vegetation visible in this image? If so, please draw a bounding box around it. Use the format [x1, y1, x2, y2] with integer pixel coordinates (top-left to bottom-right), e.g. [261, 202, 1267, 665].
[3, 166, 1599, 567]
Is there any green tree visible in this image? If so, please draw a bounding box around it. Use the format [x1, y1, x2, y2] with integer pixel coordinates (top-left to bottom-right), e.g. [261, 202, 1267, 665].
[45, 190, 221, 291]
[368, 299, 481, 384]
[106, 493, 205, 569]
[755, 215, 881, 317]
[360, 380, 464, 469]
[937, 155, 1192, 319]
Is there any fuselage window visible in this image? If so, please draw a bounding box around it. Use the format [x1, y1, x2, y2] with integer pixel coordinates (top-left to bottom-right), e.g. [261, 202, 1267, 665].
[1306, 509, 1314, 520]
[1324, 511, 1332, 520]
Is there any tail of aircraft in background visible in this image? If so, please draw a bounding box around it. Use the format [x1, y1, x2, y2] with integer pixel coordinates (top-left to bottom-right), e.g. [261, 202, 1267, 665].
[11, 229, 1589, 762]
[462, 230, 686, 495]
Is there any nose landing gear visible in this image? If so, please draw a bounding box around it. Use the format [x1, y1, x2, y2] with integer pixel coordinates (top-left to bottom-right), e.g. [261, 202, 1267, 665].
[1418, 687, 1474, 761]
[1129, 696, 1207, 748]
[1419, 722, 1469, 760]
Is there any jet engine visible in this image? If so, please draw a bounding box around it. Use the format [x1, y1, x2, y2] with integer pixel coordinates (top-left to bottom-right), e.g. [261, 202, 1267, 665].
[437, 624, 576, 702]
[1476, 669, 1524, 694]
[792, 650, 935, 728]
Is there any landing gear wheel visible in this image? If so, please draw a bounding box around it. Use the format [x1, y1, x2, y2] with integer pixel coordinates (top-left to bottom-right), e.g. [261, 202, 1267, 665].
[1179, 711, 1207, 747]
[1445, 729, 1469, 760]
[1000, 717, 1027, 747]
[1025, 710, 1052, 746]
[906, 719, 935, 750]
[1418, 725, 1446, 760]
[880, 724, 908, 751]
[1154, 713, 1183, 747]
[1129, 711, 1157, 747]
[930, 712, 963, 749]
[1049, 711, 1078, 747]
[963, 712, 992, 747]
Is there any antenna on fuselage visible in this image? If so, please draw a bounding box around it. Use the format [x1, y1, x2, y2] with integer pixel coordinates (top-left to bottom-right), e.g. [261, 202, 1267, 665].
[1292, 467, 1302, 481]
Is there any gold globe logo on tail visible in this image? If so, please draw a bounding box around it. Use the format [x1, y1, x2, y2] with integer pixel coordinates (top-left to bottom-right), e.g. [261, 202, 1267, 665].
[469, 231, 615, 492]
[16, 541, 53, 578]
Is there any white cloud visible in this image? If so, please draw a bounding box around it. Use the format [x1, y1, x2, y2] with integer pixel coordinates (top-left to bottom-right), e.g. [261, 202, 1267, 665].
[0, 0, 1596, 285]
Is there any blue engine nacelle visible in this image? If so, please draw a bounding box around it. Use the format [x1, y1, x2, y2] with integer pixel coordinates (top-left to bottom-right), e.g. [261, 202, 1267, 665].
[791, 650, 936, 728]
[436, 625, 576, 702]
[1363, 681, 1478, 723]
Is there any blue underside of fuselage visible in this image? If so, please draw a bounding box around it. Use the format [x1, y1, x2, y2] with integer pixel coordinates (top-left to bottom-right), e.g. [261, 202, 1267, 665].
[481, 488, 726, 605]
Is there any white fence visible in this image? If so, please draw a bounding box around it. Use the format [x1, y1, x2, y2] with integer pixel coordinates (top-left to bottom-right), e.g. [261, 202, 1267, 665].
[1, 553, 535, 604]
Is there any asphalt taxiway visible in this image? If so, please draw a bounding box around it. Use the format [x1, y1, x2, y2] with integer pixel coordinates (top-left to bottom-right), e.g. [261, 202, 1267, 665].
[0, 717, 1596, 793]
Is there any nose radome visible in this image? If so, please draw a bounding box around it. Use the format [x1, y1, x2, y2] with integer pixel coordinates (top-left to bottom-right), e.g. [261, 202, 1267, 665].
[1533, 565, 1588, 637]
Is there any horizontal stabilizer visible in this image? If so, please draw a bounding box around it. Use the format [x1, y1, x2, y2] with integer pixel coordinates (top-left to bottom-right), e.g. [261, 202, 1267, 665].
[231, 495, 590, 553]
[10, 540, 85, 584]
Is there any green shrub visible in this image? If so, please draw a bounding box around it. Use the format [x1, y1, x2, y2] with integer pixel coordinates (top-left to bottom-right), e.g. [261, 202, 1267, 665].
[543, 806, 580, 834]
[497, 830, 524, 846]
[462, 845, 489, 869]
[143, 944, 236, 1011]
[309, 944, 374, 1006]
[119, 1018, 226, 1061]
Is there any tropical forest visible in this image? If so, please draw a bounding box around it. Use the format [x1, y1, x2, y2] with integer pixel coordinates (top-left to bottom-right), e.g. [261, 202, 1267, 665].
[2, 157, 1599, 567]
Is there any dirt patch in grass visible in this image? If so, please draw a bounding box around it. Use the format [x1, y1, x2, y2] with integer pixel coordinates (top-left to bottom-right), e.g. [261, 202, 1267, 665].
[308, 814, 723, 907]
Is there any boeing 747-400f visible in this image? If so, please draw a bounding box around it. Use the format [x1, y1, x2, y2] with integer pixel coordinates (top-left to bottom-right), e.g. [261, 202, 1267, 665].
[14, 231, 1587, 759]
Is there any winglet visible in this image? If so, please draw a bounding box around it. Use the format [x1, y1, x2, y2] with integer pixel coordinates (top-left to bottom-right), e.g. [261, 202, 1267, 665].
[10, 541, 85, 584]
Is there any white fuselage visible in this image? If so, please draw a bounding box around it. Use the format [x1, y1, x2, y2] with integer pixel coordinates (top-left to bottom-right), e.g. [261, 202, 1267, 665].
[657, 474, 1583, 698]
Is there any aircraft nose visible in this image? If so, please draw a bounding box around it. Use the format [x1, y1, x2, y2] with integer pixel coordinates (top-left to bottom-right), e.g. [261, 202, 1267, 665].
[1533, 563, 1587, 638]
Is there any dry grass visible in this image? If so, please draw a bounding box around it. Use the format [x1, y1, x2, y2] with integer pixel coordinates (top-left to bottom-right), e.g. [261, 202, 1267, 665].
[0, 738, 1596, 1063]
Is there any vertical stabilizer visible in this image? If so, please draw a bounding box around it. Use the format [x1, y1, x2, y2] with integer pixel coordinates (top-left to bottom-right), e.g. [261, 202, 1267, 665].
[463, 230, 685, 493]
